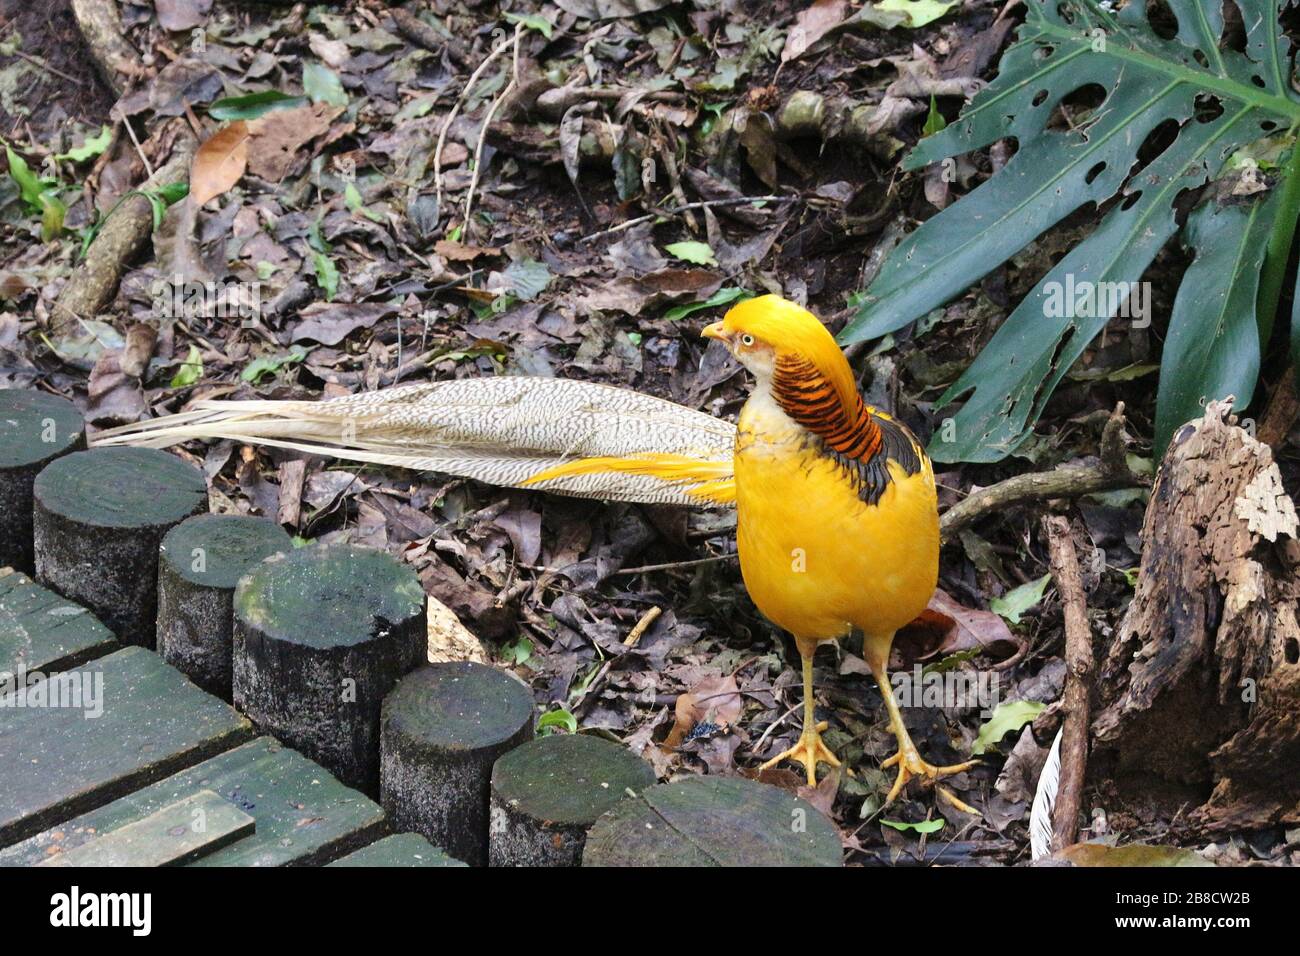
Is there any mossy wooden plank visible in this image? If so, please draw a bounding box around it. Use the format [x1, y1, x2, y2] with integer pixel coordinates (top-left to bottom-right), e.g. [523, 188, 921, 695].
[0, 390, 85, 574]
[0, 646, 253, 846]
[582, 776, 843, 867]
[328, 833, 466, 868]
[0, 737, 386, 867]
[36, 790, 254, 867]
[0, 569, 117, 675]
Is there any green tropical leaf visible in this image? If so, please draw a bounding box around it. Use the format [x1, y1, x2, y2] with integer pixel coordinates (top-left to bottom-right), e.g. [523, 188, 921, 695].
[989, 573, 1051, 625]
[840, 0, 1300, 463]
[302, 62, 348, 107]
[972, 699, 1045, 755]
[209, 90, 308, 121]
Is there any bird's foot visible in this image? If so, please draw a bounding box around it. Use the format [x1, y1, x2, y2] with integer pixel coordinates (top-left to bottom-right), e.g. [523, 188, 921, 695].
[882, 743, 980, 814]
[759, 720, 841, 786]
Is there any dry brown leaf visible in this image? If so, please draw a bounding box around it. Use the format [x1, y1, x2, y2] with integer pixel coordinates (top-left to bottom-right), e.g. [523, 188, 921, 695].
[190, 121, 250, 207]
[892, 588, 1023, 666]
[781, 0, 848, 62]
[434, 240, 503, 262]
[661, 673, 743, 751]
[246, 103, 343, 182]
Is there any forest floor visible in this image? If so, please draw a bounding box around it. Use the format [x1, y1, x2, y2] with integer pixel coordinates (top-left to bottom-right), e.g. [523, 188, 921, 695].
[1, 0, 1295, 866]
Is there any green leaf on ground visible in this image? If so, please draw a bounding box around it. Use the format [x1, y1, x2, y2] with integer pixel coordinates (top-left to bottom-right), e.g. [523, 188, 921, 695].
[55, 125, 112, 163]
[209, 90, 309, 121]
[663, 287, 749, 321]
[874, 0, 958, 29]
[303, 62, 348, 107]
[973, 699, 1045, 755]
[881, 817, 946, 834]
[989, 573, 1051, 624]
[664, 240, 718, 266]
[169, 345, 204, 388]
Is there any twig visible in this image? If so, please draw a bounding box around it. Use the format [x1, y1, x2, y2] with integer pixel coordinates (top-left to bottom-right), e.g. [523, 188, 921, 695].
[433, 31, 516, 224]
[121, 116, 154, 180]
[575, 195, 794, 244]
[463, 23, 522, 236]
[13, 51, 84, 86]
[610, 553, 736, 575]
[573, 606, 661, 715]
[389, 7, 473, 69]
[1041, 513, 1093, 853]
[939, 403, 1144, 542]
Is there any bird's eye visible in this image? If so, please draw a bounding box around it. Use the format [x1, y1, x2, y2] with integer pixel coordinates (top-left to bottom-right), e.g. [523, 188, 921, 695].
[740, 334, 755, 347]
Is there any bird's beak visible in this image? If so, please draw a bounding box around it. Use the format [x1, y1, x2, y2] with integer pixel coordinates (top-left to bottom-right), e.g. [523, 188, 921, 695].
[701, 321, 726, 342]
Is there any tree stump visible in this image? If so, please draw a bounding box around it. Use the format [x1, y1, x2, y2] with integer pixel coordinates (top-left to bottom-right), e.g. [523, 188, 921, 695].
[32, 447, 206, 646]
[1091, 401, 1300, 831]
[380, 662, 534, 867]
[0, 391, 85, 574]
[232, 542, 426, 796]
[488, 734, 656, 867]
[157, 514, 292, 699]
[582, 776, 843, 867]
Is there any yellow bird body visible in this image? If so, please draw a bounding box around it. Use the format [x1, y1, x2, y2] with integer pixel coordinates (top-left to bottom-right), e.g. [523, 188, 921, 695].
[733, 389, 938, 654]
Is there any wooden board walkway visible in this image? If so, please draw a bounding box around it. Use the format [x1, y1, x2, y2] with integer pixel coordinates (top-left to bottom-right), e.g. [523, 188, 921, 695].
[0, 646, 253, 845]
[1, 736, 386, 867]
[0, 569, 117, 675]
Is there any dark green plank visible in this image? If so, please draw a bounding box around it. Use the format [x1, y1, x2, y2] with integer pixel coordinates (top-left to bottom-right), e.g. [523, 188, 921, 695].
[36, 790, 254, 867]
[0, 737, 385, 867]
[0, 646, 253, 846]
[328, 833, 466, 868]
[0, 569, 117, 675]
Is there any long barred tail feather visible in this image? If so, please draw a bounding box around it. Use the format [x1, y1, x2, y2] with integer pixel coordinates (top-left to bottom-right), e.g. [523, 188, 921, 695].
[94, 377, 737, 507]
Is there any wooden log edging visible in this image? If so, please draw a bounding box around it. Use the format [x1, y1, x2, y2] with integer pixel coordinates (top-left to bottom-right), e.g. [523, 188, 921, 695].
[232, 542, 426, 797]
[32, 447, 207, 646]
[157, 514, 291, 700]
[488, 734, 655, 867]
[381, 662, 535, 867]
[0, 391, 86, 575]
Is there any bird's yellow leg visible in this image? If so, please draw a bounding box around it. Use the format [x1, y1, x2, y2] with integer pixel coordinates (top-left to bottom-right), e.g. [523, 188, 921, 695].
[865, 634, 980, 813]
[758, 652, 841, 786]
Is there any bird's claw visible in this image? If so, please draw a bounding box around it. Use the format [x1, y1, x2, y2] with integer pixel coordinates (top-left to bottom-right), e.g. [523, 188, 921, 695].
[882, 746, 980, 814]
[759, 720, 841, 786]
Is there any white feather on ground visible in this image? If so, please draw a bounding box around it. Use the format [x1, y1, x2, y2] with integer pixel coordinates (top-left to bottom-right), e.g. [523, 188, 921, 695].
[1029, 727, 1063, 861]
[94, 377, 737, 506]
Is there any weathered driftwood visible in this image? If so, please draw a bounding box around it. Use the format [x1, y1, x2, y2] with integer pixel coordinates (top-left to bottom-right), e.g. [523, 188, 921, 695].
[0, 391, 85, 574]
[50, 139, 194, 337]
[380, 662, 534, 867]
[1091, 401, 1300, 831]
[157, 514, 291, 699]
[582, 776, 842, 867]
[488, 734, 656, 867]
[232, 543, 426, 796]
[32, 447, 207, 645]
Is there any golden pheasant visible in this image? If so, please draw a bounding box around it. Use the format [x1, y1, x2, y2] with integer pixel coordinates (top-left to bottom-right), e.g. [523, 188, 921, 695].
[97, 294, 975, 809]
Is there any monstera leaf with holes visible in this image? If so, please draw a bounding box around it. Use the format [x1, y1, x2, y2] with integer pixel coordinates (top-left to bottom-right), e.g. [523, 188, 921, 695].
[840, 0, 1300, 462]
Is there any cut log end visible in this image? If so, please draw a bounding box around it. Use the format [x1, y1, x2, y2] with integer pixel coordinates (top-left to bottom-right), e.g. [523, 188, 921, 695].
[488, 734, 656, 867]
[0, 391, 86, 574]
[157, 514, 292, 699]
[32, 447, 206, 646]
[381, 662, 535, 867]
[582, 776, 843, 867]
[233, 542, 426, 796]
